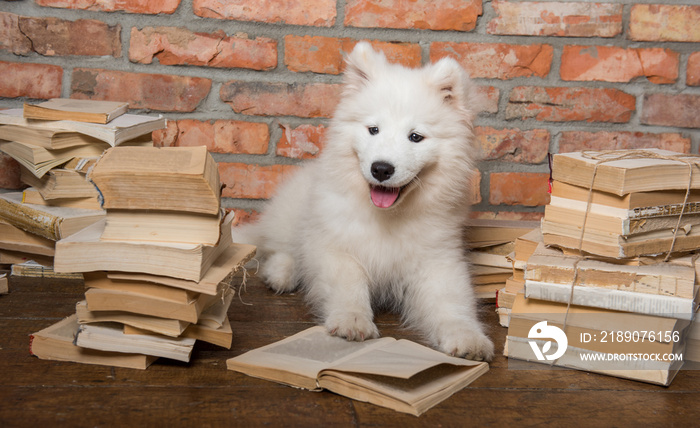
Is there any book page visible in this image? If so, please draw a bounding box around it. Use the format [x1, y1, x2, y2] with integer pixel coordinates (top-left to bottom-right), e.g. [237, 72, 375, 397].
[226, 326, 394, 390]
[318, 363, 489, 416]
[328, 339, 485, 379]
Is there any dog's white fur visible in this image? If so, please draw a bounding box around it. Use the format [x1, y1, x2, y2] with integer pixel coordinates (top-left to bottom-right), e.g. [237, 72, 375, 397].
[236, 42, 494, 360]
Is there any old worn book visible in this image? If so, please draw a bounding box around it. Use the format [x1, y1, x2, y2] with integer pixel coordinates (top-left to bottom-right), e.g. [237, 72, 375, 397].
[106, 242, 256, 295]
[84, 271, 199, 304]
[524, 243, 698, 319]
[465, 219, 540, 248]
[75, 322, 196, 362]
[21, 168, 99, 200]
[526, 243, 697, 298]
[22, 187, 102, 210]
[227, 326, 489, 416]
[0, 108, 166, 147]
[76, 300, 190, 337]
[551, 149, 700, 196]
[100, 209, 223, 245]
[0, 248, 53, 267]
[0, 218, 55, 256]
[0, 124, 107, 149]
[0, 136, 151, 178]
[551, 180, 700, 211]
[54, 212, 234, 281]
[11, 260, 82, 279]
[29, 314, 157, 370]
[125, 291, 234, 348]
[88, 146, 220, 215]
[180, 316, 232, 348]
[0, 192, 105, 241]
[544, 203, 700, 236]
[541, 218, 700, 259]
[0, 140, 109, 178]
[0, 272, 7, 294]
[504, 294, 687, 386]
[23, 99, 128, 124]
[547, 180, 700, 236]
[83, 274, 225, 324]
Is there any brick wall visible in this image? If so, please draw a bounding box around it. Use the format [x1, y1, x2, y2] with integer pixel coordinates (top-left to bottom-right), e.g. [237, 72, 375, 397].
[1, 1, 699, 222]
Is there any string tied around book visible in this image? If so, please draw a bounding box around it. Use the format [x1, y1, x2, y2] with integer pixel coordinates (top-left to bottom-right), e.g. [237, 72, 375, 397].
[553, 149, 700, 366]
[576, 149, 700, 262]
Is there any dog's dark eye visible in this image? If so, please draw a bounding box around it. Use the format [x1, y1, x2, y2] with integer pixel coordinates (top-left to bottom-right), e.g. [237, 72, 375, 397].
[368, 126, 379, 135]
[408, 132, 424, 143]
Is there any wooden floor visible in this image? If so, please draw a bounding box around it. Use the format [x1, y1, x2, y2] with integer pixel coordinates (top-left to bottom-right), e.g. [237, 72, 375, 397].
[1, 273, 699, 427]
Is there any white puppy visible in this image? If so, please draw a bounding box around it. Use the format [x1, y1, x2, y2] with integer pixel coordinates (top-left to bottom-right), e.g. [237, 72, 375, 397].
[237, 42, 494, 361]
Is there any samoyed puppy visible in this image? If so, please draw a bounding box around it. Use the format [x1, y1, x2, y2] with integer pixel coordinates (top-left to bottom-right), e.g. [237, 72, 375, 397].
[237, 42, 494, 361]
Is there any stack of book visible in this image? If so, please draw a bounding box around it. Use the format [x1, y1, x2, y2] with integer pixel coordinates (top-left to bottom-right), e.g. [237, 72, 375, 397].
[0, 99, 166, 276]
[504, 149, 700, 385]
[497, 228, 541, 327]
[30, 146, 256, 369]
[466, 219, 539, 300]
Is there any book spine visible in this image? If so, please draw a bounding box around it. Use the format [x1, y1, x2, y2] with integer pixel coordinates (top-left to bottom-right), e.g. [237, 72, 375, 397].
[524, 280, 696, 320]
[0, 198, 60, 240]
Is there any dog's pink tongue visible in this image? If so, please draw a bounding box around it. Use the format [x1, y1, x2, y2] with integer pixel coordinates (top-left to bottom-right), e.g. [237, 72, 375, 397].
[370, 186, 399, 208]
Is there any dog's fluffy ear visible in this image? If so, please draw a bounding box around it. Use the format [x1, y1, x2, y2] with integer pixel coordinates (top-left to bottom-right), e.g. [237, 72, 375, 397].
[428, 57, 483, 118]
[343, 42, 387, 93]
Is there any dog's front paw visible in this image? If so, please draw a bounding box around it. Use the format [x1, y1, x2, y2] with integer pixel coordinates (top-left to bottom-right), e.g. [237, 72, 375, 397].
[325, 312, 379, 342]
[437, 327, 494, 362]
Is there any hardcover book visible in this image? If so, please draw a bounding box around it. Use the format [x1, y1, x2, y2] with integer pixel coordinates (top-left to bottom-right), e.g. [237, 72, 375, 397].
[23, 99, 128, 124]
[88, 146, 220, 215]
[29, 314, 157, 370]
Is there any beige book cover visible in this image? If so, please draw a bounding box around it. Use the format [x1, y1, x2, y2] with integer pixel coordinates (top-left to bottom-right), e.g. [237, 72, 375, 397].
[29, 314, 157, 370]
[23, 99, 128, 124]
[88, 146, 220, 215]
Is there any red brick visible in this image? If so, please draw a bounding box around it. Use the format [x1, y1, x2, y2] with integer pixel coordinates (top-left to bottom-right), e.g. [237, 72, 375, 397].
[35, 0, 180, 14]
[688, 52, 700, 87]
[5, 14, 121, 57]
[479, 86, 500, 114]
[284, 36, 421, 74]
[220, 81, 341, 118]
[489, 172, 550, 206]
[630, 5, 700, 42]
[506, 86, 635, 123]
[71, 68, 211, 112]
[0, 13, 31, 54]
[560, 46, 678, 84]
[641, 94, 700, 129]
[277, 124, 326, 159]
[431, 42, 553, 80]
[0, 153, 22, 189]
[219, 162, 298, 199]
[193, 0, 336, 26]
[0, 61, 62, 98]
[559, 131, 691, 154]
[475, 127, 550, 163]
[345, 0, 482, 32]
[153, 119, 269, 154]
[130, 27, 276, 71]
[488, 1, 622, 37]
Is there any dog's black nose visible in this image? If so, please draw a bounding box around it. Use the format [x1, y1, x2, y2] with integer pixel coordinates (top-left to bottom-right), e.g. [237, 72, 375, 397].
[371, 161, 395, 182]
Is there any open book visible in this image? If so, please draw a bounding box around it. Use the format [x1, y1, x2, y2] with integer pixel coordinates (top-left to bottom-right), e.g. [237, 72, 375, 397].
[226, 326, 489, 416]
